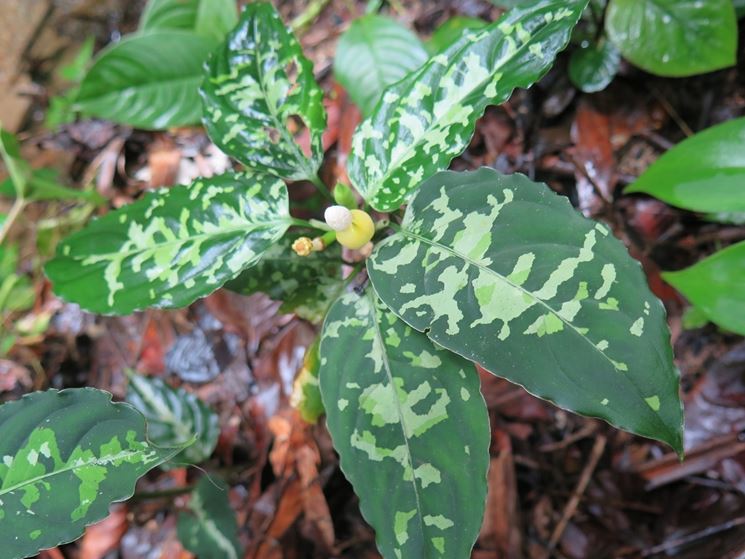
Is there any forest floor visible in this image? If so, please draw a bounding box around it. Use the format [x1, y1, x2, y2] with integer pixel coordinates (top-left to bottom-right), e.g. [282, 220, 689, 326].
[2, 1, 745, 558]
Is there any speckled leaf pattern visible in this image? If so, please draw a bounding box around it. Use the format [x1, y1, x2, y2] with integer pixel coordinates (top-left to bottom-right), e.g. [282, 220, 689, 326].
[225, 238, 343, 323]
[45, 172, 291, 315]
[348, 0, 587, 212]
[126, 372, 219, 467]
[662, 241, 745, 336]
[76, 31, 215, 129]
[0, 388, 182, 559]
[320, 290, 489, 559]
[201, 2, 326, 181]
[177, 476, 243, 559]
[368, 168, 683, 454]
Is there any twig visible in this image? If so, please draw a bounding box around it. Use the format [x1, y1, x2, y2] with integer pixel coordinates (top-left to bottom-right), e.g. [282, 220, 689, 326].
[639, 516, 745, 557]
[544, 434, 607, 557]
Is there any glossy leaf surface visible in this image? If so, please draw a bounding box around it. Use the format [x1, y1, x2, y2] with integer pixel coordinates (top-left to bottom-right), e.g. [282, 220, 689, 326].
[225, 238, 343, 323]
[605, 0, 737, 77]
[626, 117, 745, 213]
[663, 241, 745, 336]
[0, 388, 181, 559]
[177, 476, 243, 559]
[368, 168, 683, 454]
[334, 15, 428, 117]
[348, 0, 587, 212]
[126, 372, 219, 467]
[45, 172, 290, 315]
[140, 0, 238, 41]
[76, 31, 215, 129]
[201, 2, 326, 180]
[320, 290, 489, 559]
[568, 38, 620, 93]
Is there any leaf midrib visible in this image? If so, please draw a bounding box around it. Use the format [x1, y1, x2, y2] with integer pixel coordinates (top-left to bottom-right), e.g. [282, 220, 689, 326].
[0, 448, 152, 499]
[65, 218, 291, 262]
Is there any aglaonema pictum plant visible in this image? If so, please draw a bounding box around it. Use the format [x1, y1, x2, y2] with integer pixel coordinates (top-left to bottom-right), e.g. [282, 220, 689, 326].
[1, 1, 684, 558]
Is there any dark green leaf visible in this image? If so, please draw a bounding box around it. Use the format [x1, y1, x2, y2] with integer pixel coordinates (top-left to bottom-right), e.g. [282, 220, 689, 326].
[126, 371, 219, 467]
[426, 16, 488, 54]
[177, 476, 243, 559]
[320, 290, 490, 559]
[201, 2, 326, 181]
[334, 15, 428, 117]
[224, 237, 343, 323]
[348, 0, 588, 212]
[0, 128, 31, 198]
[368, 168, 683, 454]
[140, 0, 238, 42]
[0, 388, 183, 559]
[736, 0, 745, 18]
[568, 38, 620, 93]
[45, 172, 291, 315]
[626, 117, 745, 213]
[76, 31, 215, 129]
[605, 0, 737, 77]
[663, 241, 745, 335]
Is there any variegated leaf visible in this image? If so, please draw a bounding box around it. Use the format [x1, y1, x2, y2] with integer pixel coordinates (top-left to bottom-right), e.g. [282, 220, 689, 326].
[368, 168, 684, 454]
[201, 2, 326, 181]
[291, 336, 324, 423]
[348, 0, 587, 212]
[140, 0, 238, 42]
[177, 476, 243, 559]
[0, 388, 184, 559]
[126, 371, 219, 467]
[45, 172, 291, 315]
[319, 290, 489, 559]
[224, 237, 344, 323]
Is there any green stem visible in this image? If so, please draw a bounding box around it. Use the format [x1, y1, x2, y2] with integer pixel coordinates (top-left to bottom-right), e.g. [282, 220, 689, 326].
[0, 197, 26, 245]
[309, 174, 334, 201]
[130, 485, 195, 501]
[291, 0, 332, 32]
[290, 217, 327, 231]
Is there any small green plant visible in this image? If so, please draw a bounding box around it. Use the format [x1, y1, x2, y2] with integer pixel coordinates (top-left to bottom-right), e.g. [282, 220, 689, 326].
[1, 2, 686, 558]
[626, 117, 745, 336]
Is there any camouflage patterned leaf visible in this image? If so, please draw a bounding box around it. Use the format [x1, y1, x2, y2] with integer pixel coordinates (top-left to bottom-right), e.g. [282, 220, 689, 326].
[45, 172, 291, 315]
[348, 0, 587, 212]
[177, 476, 243, 559]
[368, 168, 684, 454]
[224, 238, 343, 323]
[0, 388, 184, 559]
[319, 290, 489, 559]
[126, 371, 219, 467]
[201, 2, 326, 181]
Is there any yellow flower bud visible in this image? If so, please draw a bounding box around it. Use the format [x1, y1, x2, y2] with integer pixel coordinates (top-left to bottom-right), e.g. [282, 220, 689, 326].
[292, 236, 313, 256]
[336, 209, 375, 250]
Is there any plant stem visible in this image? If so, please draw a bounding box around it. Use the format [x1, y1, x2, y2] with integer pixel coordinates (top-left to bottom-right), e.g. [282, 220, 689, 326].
[291, 0, 332, 33]
[0, 197, 26, 245]
[130, 484, 195, 501]
[290, 217, 327, 231]
[309, 174, 334, 201]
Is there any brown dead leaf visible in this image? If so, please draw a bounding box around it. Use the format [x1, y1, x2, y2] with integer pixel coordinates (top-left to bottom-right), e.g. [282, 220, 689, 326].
[80, 505, 129, 559]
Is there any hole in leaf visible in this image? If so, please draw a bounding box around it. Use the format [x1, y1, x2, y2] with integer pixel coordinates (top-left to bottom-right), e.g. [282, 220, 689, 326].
[287, 114, 313, 158]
